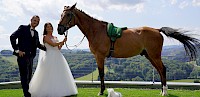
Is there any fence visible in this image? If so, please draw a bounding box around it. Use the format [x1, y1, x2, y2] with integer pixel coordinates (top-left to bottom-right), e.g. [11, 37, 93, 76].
[1, 80, 200, 90]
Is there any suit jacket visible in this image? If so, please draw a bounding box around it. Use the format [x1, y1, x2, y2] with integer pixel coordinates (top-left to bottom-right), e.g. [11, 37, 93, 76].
[10, 24, 46, 57]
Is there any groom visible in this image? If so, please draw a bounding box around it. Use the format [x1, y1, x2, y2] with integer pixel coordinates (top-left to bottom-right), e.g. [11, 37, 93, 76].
[10, 15, 46, 97]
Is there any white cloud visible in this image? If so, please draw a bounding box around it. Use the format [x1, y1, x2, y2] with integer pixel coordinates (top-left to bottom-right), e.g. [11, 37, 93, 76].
[170, 0, 177, 5]
[0, 44, 12, 50]
[108, 0, 144, 12]
[76, 0, 144, 12]
[18, 0, 69, 21]
[0, 26, 10, 47]
[0, 33, 9, 39]
[0, 0, 144, 24]
[161, 0, 200, 9]
[179, 1, 189, 9]
[134, 3, 144, 13]
[107, 3, 144, 12]
[0, 0, 75, 22]
[189, 27, 200, 35]
[0, 0, 25, 17]
[0, 26, 6, 34]
[0, 16, 7, 21]
[89, 13, 104, 20]
[192, 0, 200, 6]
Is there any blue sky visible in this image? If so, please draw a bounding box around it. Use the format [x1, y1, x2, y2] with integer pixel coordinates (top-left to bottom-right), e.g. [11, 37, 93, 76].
[0, 0, 200, 50]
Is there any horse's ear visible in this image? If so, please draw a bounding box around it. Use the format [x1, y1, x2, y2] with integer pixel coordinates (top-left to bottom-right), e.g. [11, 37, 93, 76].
[70, 3, 77, 10]
[64, 6, 67, 9]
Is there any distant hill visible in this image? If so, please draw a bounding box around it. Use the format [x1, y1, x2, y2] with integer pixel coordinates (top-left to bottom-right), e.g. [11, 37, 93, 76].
[0, 45, 200, 82]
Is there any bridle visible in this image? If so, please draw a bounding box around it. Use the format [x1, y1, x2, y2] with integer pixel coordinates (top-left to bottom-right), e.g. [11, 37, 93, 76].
[58, 10, 85, 50]
[58, 10, 75, 36]
[65, 11, 75, 29]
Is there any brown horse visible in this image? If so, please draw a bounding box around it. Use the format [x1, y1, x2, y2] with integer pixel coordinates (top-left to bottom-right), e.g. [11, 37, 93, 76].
[57, 3, 200, 96]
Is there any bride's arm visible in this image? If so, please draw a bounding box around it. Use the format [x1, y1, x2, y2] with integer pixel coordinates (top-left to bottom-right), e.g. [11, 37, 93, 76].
[58, 44, 63, 50]
[58, 37, 67, 50]
[43, 36, 63, 47]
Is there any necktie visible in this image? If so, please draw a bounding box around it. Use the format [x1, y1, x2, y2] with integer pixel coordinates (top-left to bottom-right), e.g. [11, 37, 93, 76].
[31, 29, 34, 37]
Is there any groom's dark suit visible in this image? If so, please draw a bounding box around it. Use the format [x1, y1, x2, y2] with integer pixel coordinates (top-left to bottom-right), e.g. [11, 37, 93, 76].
[10, 24, 46, 97]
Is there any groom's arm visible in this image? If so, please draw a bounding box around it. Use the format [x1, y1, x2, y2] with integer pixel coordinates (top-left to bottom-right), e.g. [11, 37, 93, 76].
[38, 43, 46, 51]
[35, 32, 46, 51]
[10, 25, 22, 53]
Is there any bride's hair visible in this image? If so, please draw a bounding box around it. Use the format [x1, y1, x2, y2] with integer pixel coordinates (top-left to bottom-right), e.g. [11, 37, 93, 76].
[43, 22, 53, 35]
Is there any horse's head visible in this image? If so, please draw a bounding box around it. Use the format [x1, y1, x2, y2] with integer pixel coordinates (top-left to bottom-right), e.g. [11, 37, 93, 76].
[57, 3, 77, 35]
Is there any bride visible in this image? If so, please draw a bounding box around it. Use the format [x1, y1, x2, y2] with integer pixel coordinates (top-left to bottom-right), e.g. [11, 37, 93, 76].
[29, 22, 78, 97]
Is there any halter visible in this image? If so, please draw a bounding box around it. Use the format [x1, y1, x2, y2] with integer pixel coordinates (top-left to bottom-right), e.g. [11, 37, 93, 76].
[58, 11, 75, 36]
[65, 11, 75, 29]
[58, 10, 85, 50]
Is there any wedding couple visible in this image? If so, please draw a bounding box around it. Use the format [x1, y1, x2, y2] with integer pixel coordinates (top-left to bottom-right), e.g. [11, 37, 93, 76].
[10, 15, 78, 97]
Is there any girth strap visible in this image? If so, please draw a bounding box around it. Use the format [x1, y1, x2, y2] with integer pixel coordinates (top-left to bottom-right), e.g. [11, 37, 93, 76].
[107, 40, 115, 58]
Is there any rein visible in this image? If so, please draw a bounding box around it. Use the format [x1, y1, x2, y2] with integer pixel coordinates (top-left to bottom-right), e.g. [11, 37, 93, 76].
[64, 31, 86, 51]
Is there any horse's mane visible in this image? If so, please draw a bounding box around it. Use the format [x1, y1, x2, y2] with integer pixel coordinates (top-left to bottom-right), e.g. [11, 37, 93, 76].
[76, 8, 107, 24]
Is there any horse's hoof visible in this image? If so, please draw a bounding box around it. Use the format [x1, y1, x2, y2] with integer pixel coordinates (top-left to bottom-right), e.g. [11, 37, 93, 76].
[161, 86, 168, 96]
[97, 92, 103, 96]
[162, 93, 168, 96]
[160, 91, 168, 96]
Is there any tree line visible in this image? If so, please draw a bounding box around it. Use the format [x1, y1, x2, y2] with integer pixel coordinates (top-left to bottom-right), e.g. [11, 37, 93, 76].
[0, 45, 200, 82]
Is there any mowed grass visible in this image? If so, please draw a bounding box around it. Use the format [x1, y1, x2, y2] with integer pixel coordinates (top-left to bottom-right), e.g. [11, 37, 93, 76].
[168, 79, 199, 83]
[0, 89, 23, 97]
[0, 88, 200, 97]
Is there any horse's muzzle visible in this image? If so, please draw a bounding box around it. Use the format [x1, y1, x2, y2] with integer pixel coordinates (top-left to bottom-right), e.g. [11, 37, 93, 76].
[57, 24, 67, 35]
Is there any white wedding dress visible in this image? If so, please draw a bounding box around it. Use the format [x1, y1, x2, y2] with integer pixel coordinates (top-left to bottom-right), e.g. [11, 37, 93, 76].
[29, 38, 78, 97]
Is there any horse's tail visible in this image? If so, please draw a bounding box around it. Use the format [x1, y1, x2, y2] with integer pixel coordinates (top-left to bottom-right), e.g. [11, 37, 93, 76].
[159, 27, 200, 60]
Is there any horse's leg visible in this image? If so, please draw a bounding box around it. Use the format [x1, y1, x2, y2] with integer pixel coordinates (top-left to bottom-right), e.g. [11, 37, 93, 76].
[144, 51, 167, 96]
[95, 55, 105, 95]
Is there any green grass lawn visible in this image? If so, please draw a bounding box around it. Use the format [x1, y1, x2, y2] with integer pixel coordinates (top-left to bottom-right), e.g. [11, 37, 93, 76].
[0, 88, 200, 97]
[168, 79, 199, 83]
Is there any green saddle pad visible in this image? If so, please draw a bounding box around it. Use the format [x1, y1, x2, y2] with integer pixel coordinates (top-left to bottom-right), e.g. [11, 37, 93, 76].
[107, 23, 127, 42]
